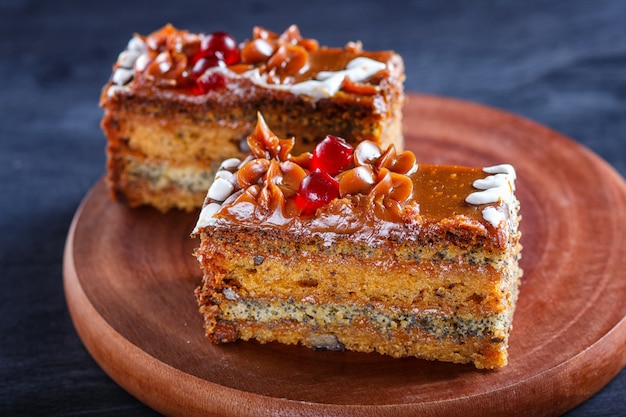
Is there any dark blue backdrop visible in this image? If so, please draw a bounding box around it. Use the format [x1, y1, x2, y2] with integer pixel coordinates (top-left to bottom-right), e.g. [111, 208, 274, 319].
[1, 1, 624, 415]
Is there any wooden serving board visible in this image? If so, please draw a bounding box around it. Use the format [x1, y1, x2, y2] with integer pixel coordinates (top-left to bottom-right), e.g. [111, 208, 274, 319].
[64, 94, 626, 417]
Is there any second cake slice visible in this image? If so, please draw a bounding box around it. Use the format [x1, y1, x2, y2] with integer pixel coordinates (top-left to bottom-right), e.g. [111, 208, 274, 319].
[100, 24, 404, 211]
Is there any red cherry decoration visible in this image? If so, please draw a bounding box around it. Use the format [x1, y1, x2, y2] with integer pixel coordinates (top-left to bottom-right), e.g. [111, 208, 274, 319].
[193, 31, 240, 66]
[311, 135, 353, 175]
[190, 31, 239, 94]
[295, 170, 340, 214]
[191, 56, 223, 79]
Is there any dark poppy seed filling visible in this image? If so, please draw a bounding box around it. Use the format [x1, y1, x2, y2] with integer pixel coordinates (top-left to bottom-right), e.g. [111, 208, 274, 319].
[218, 298, 512, 340]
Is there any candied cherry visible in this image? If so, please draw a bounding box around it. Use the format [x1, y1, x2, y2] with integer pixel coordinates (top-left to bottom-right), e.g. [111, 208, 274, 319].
[295, 170, 339, 214]
[190, 31, 238, 94]
[311, 135, 353, 175]
[191, 55, 223, 79]
[192, 31, 240, 66]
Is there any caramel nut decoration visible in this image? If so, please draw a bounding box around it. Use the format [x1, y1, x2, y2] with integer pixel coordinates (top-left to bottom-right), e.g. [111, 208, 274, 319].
[202, 113, 418, 223]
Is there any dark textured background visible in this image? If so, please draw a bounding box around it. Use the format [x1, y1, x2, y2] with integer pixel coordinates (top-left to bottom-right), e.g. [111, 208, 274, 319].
[1, 0, 624, 415]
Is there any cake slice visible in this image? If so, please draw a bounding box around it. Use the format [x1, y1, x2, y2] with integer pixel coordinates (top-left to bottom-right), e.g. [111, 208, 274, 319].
[193, 115, 522, 369]
[100, 24, 405, 212]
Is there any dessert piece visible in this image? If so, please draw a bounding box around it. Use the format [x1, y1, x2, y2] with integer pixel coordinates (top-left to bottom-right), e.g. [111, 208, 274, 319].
[193, 115, 522, 369]
[100, 24, 405, 211]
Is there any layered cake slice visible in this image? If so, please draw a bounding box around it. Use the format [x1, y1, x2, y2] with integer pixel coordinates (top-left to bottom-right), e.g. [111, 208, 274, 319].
[100, 24, 405, 211]
[193, 115, 522, 369]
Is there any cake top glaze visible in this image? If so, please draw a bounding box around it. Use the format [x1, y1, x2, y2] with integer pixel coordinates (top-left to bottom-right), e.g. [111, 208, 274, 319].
[102, 24, 402, 102]
[194, 114, 518, 248]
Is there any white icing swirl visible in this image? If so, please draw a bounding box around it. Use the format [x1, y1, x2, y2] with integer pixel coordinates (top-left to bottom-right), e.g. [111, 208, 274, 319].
[465, 164, 517, 227]
[484, 164, 516, 182]
[466, 173, 513, 205]
[117, 49, 142, 68]
[243, 57, 386, 100]
[193, 202, 222, 233]
[127, 36, 148, 53]
[112, 68, 134, 85]
[110, 36, 146, 89]
[207, 178, 235, 202]
[481, 206, 506, 228]
[193, 158, 243, 233]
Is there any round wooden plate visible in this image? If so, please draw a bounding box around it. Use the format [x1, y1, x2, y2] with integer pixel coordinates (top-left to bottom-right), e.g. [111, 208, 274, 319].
[64, 94, 626, 417]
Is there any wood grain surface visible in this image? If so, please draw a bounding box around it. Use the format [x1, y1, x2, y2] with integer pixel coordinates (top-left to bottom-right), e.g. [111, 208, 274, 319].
[63, 94, 626, 417]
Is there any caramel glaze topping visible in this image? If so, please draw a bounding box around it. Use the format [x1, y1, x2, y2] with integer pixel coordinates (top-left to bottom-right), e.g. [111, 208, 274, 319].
[104, 24, 398, 100]
[197, 114, 513, 249]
